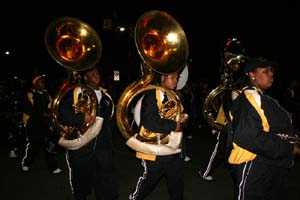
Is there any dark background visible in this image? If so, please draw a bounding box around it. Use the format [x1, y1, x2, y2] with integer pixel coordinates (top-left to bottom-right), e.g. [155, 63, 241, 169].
[1, 1, 299, 89]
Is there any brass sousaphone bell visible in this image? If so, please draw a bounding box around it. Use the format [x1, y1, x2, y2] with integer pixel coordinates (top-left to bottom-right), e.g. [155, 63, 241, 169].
[203, 37, 247, 131]
[45, 17, 102, 142]
[116, 10, 189, 152]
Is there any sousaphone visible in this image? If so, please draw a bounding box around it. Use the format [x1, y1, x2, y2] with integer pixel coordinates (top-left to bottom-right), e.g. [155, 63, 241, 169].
[203, 37, 247, 131]
[45, 17, 103, 149]
[116, 10, 189, 154]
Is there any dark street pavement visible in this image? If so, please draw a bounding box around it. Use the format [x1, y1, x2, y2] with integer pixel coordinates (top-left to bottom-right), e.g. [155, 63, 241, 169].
[1, 124, 300, 200]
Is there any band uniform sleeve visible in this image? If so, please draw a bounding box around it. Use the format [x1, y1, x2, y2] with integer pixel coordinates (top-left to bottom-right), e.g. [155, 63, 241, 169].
[141, 90, 176, 134]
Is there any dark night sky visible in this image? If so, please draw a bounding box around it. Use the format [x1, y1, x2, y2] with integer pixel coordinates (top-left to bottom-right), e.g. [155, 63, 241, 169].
[1, 1, 300, 88]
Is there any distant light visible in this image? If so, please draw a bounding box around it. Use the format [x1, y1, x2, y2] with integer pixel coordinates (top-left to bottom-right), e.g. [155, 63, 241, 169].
[5, 51, 10, 55]
[116, 26, 126, 32]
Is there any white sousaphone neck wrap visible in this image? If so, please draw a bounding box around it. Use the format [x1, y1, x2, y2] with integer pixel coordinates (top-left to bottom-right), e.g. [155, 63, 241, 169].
[131, 94, 183, 155]
[58, 116, 104, 150]
[126, 131, 182, 156]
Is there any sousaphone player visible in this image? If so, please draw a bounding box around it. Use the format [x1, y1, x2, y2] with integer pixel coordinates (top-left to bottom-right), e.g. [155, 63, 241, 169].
[115, 10, 189, 199]
[45, 17, 119, 200]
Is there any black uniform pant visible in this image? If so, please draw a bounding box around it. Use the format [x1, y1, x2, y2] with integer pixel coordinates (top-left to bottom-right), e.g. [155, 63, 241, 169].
[129, 153, 184, 200]
[8, 121, 25, 154]
[200, 129, 230, 177]
[21, 125, 59, 172]
[67, 149, 119, 200]
[231, 161, 289, 200]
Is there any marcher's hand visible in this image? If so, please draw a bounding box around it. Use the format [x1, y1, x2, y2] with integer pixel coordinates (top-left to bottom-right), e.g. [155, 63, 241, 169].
[292, 144, 300, 156]
[174, 113, 188, 132]
[180, 113, 188, 123]
[84, 113, 96, 126]
[175, 122, 181, 132]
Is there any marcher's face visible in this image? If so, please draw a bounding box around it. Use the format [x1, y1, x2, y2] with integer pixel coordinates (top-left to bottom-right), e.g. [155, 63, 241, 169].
[250, 66, 274, 90]
[85, 68, 101, 87]
[161, 73, 178, 90]
[35, 79, 45, 91]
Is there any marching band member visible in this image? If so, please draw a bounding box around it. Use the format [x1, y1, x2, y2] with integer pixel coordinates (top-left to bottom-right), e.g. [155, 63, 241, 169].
[58, 66, 119, 200]
[128, 72, 188, 200]
[21, 75, 62, 174]
[228, 57, 300, 199]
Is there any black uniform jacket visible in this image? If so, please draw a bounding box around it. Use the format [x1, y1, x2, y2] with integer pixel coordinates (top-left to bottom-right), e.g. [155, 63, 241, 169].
[229, 87, 294, 168]
[59, 87, 114, 154]
[23, 89, 51, 132]
[140, 89, 177, 134]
